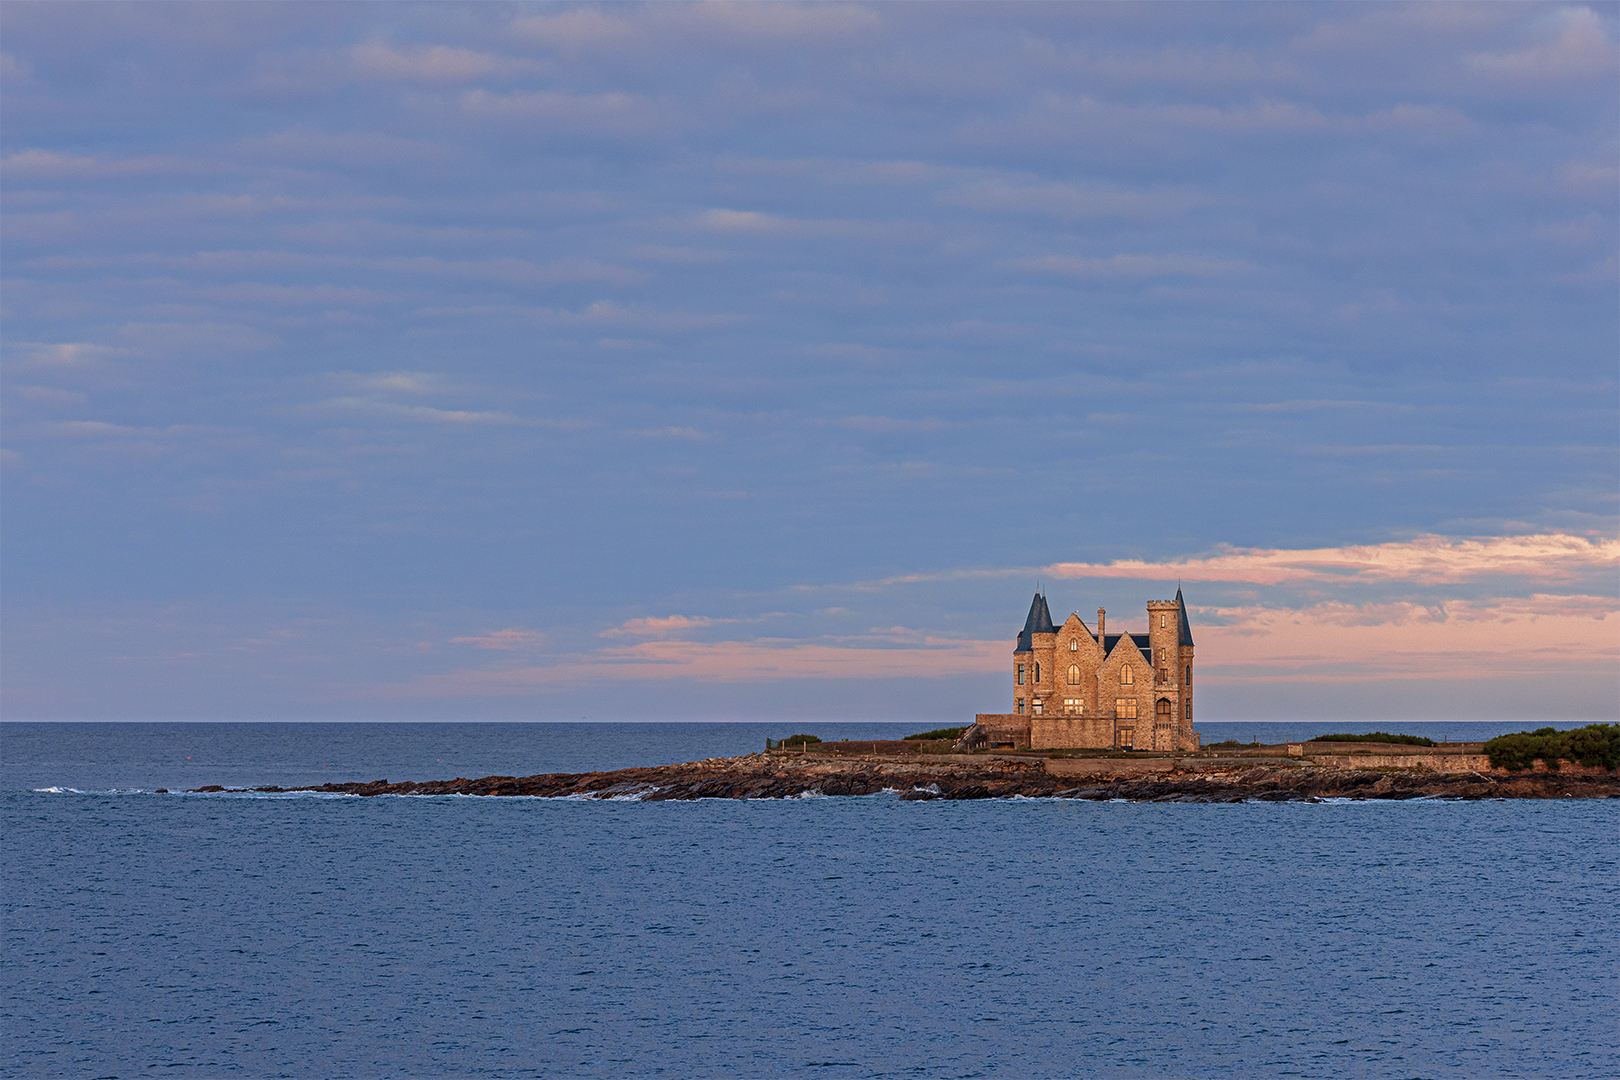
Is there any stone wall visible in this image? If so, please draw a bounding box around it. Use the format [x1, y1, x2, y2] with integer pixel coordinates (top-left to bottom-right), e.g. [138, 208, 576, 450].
[1030, 713, 1115, 750]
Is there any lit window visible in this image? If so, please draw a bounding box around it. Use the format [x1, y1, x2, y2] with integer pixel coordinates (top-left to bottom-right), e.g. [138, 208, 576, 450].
[1161, 614, 1167, 628]
[1119, 728, 1134, 749]
[1120, 665, 1133, 685]
[1017, 665, 1024, 686]
[1156, 698, 1172, 720]
[1115, 697, 1138, 719]
[1063, 698, 1084, 715]
[1032, 699, 1043, 714]
[1067, 664, 1080, 686]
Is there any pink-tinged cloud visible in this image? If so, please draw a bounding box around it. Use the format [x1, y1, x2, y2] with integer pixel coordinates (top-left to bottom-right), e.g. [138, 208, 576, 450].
[450, 628, 546, 651]
[1044, 533, 1618, 587]
[372, 636, 1007, 698]
[600, 614, 732, 638]
[1196, 594, 1618, 683]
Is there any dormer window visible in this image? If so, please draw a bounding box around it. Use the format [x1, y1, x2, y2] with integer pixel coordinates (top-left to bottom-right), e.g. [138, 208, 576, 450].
[1120, 665, 1134, 685]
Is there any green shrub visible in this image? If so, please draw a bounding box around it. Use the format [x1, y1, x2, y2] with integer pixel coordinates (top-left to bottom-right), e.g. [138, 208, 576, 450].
[1485, 724, 1620, 771]
[903, 726, 968, 741]
[782, 733, 821, 746]
[1307, 732, 1436, 747]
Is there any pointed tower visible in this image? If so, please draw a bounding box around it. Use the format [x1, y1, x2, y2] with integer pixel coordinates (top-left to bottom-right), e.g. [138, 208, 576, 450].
[1176, 586, 1195, 746]
[1013, 591, 1056, 714]
[1147, 587, 1196, 750]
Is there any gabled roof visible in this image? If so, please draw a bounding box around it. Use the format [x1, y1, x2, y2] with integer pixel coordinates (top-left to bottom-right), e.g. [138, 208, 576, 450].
[1015, 591, 1055, 652]
[1176, 586, 1194, 648]
[1102, 633, 1154, 663]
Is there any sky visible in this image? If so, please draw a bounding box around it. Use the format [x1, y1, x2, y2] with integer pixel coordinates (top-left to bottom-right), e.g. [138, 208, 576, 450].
[2, 1, 1616, 724]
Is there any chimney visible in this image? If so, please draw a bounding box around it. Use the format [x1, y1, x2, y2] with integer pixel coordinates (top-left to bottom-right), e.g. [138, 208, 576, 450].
[1096, 608, 1106, 645]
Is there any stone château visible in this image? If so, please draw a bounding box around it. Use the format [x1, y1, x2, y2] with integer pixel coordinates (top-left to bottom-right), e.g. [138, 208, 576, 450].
[966, 588, 1198, 751]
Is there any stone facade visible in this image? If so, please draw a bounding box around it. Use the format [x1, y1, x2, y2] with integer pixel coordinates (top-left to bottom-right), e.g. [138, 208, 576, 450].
[974, 588, 1197, 751]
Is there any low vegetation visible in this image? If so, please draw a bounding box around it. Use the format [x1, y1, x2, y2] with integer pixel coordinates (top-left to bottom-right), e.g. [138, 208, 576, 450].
[1308, 732, 1436, 747]
[1485, 724, 1620, 772]
[903, 727, 968, 741]
[782, 734, 821, 746]
[1206, 739, 1261, 748]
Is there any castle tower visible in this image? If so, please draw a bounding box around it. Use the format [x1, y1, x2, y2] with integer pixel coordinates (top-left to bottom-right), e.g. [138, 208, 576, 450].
[1146, 589, 1195, 751]
[1145, 596, 1180, 751]
[1176, 587, 1196, 747]
[1012, 590, 1056, 716]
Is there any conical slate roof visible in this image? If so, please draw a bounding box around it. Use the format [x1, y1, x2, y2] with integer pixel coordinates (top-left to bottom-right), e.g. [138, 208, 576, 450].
[1175, 586, 1194, 647]
[1015, 591, 1055, 652]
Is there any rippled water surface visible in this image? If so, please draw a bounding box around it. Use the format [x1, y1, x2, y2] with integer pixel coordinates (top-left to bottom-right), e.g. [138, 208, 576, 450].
[4, 723, 1616, 1079]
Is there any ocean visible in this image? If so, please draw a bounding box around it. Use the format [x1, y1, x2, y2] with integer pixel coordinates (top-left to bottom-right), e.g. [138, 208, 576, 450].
[3, 721, 1616, 1079]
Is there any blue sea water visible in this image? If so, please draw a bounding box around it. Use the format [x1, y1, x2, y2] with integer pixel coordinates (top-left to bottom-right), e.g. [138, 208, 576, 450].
[3, 722, 1616, 1079]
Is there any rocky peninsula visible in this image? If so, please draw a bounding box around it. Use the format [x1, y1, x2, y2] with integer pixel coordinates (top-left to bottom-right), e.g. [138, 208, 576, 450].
[197, 744, 1620, 802]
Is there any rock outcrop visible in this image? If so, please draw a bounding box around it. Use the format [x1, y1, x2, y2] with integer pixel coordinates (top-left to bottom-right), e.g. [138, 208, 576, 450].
[193, 753, 1620, 802]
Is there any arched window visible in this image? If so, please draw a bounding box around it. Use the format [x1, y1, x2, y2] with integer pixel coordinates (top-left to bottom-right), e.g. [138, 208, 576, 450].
[1156, 698, 1172, 721]
[1067, 664, 1080, 686]
[1120, 665, 1133, 685]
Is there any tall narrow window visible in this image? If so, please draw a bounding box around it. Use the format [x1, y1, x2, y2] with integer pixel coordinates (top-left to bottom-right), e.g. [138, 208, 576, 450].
[1185, 666, 1191, 685]
[1017, 665, 1024, 685]
[1161, 614, 1167, 628]
[1067, 664, 1080, 686]
[1070, 639, 1078, 651]
[1185, 701, 1192, 720]
[1016, 699, 1024, 714]
[1120, 665, 1133, 685]
[1035, 662, 1041, 683]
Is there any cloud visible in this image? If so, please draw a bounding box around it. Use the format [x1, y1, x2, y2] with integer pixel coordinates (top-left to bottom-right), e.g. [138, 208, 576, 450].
[939, 181, 1210, 221]
[1197, 594, 1618, 683]
[693, 208, 928, 242]
[1008, 254, 1254, 279]
[511, 3, 878, 53]
[1041, 533, 1619, 587]
[376, 635, 1006, 697]
[1, 149, 223, 180]
[302, 398, 529, 425]
[350, 42, 540, 82]
[638, 426, 714, 442]
[457, 89, 673, 136]
[600, 615, 729, 638]
[451, 628, 546, 650]
[1468, 7, 1618, 85]
[26, 250, 643, 287]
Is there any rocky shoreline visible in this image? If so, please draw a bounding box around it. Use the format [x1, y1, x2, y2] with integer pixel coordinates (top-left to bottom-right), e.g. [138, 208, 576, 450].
[194, 752, 1620, 802]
